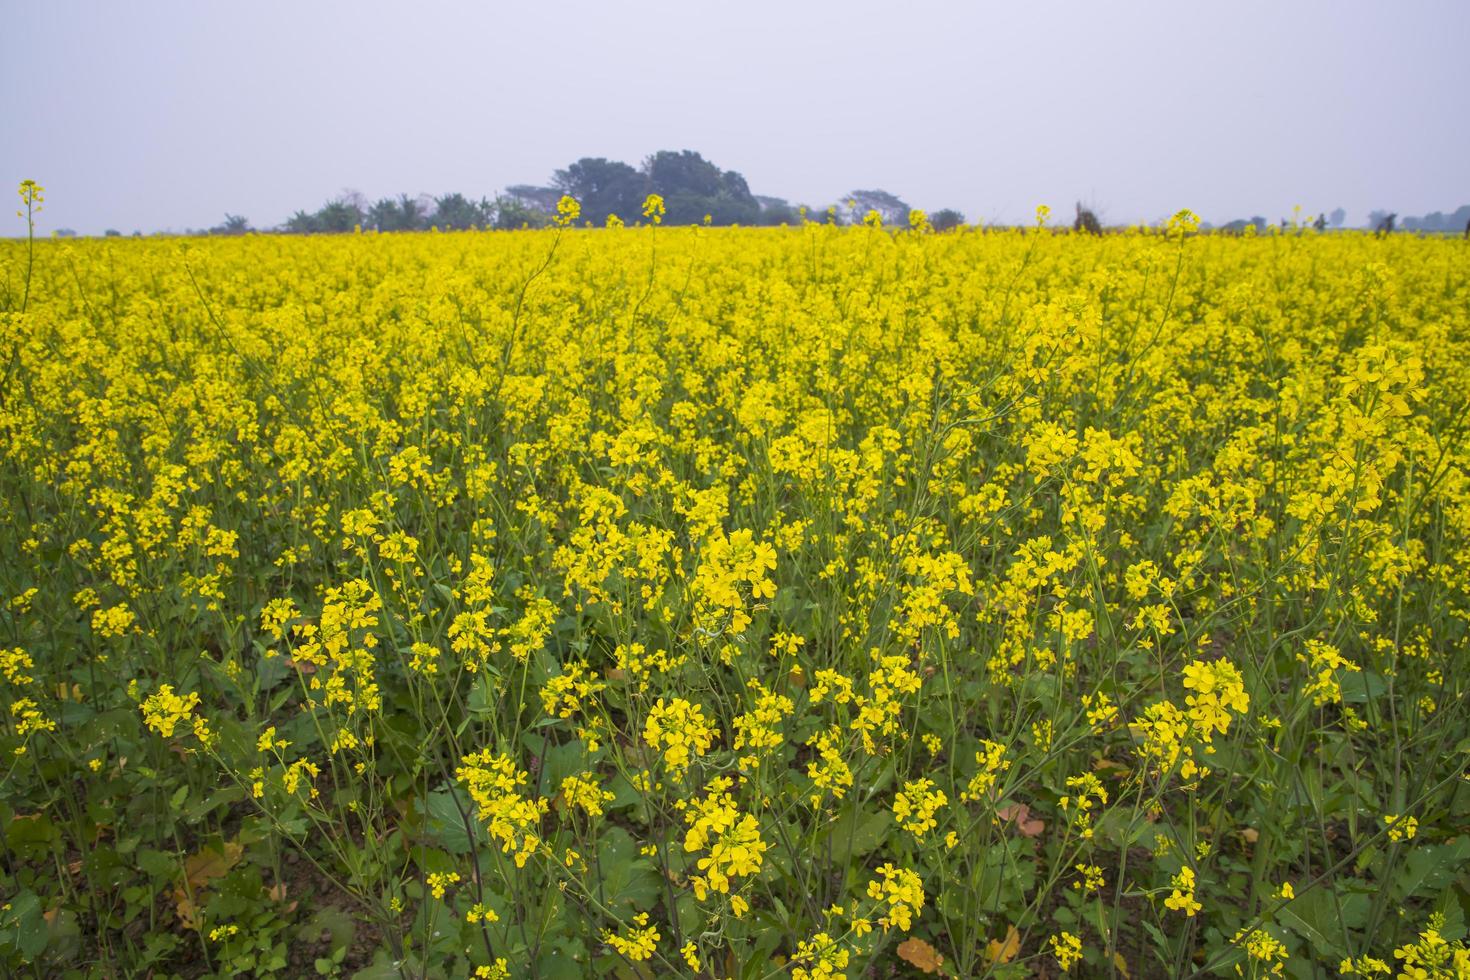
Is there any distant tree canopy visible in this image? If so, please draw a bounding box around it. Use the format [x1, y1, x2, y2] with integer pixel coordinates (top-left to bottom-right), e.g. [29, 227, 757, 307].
[1072, 203, 1101, 235]
[504, 185, 559, 212]
[493, 186, 557, 229]
[271, 150, 966, 233]
[1217, 216, 1269, 235]
[431, 193, 494, 231]
[1368, 210, 1398, 235]
[286, 197, 364, 234]
[844, 189, 910, 226]
[284, 192, 502, 233]
[1401, 205, 1470, 233]
[209, 214, 251, 236]
[368, 194, 430, 233]
[123, 160, 1470, 237]
[548, 149, 777, 226]
[553, 158, 646, 226]
[755, 196, 799, 225]
[931, 208, 965, 232]
[644, 150, 761, 225]
[488, 196, 545, 230]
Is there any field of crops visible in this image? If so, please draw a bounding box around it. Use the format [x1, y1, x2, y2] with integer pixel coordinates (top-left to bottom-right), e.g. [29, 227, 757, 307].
[2, 209, 1469, 978]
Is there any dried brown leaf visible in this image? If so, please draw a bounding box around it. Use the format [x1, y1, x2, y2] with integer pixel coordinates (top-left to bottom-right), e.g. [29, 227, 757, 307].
[184, 840, 243, 889]
[897, 937, 945, 975]
[996, 802, 1045, 838]
[986, 925, 1021, 965]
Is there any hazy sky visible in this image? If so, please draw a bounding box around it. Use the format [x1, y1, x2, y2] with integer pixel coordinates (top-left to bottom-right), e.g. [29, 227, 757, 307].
[4, 0, 1468, 234]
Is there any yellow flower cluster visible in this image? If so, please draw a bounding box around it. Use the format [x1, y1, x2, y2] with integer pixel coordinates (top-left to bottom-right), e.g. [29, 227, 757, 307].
[643, 697, 718, 776]
[892, 778, 947, 841]
[1180, 657, 1250, 738]
[139, 684, 206, 740]
[425, 871, 459, 899]
[866, 864, 924, 931]
[1233, 928, 1288, 976]
[455, 750, 548, 868]
[1050, 930, 1083, 971]
[792, 933, 850, 980]
[560, 772, 613, 818]
[682, 777, 768, 898]
[0, 647, 35, 686]
[1390, 920, 1470, 978]
[1164, 865, 1202, 916]
[601, 911, 659, 962]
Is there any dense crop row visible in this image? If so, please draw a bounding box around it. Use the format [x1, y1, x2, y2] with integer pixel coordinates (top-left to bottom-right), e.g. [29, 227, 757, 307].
[2, 212, 1468, 978]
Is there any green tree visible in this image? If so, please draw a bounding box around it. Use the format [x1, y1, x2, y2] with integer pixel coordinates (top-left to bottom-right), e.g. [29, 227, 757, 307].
[931, 208, 965, 232]
[553, 158, 647, 226]
[431, 193, 491, 231]
[754, 196, 798, 225]
[643, 150, 759, 225]
[843, 189, 910, 225]
[313, 198, 365, 233]
[504, 185, 559, 215]
[210, 214, 251, 235]
[284, 210, 320, 234]
[490, 194, 548, 230]
[369, 194, 429, 232]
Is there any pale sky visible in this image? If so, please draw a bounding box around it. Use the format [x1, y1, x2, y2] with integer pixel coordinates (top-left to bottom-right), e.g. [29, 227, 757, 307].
[4, 0, 1467, 234]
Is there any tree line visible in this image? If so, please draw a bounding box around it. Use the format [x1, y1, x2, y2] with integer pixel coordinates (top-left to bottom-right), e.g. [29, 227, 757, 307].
[217, 149, 967, 235]
[71, 148, 1466, 237]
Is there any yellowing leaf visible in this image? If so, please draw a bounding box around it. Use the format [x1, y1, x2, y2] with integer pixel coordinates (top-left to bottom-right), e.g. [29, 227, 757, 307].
[897, 937, 945, 975]
[174, 840, 244, 930]
[173, 889, 201, 930]
[987, 925, 1021, 965]
[997, 802, 1046, 838]
[184, 840, 243, 889]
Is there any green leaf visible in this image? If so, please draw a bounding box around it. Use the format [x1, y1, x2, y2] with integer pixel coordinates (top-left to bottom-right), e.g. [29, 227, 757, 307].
[973, 844, 1035, 914]
[186, 785, 245, 823]
[137, 848, 177, 879]
[305, 906, 356, 954]
[676, 893, 702, 938]
[537, 937, 590, 980]
[425, 789, 474, 855]
[256, 651, 291, 691]
[468, 674, 499, 717]
[596, 826, 660, 912]
[541, 738, 594, 792]
[1435, 886, 1468, 942]
[1339, 672, 1387, 703]
[604, 772, 643, 812]
[826, 806, 890, 858]
[351, 950, 407, 980]
[2, 891, 47, 960]
[1395, 838, 1470, 901]
[740, 922, 784, 979]
[1276, 895, 1336, 957]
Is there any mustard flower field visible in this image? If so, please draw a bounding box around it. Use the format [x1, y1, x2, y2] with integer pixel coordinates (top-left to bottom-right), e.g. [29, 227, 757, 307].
[2, 199, 1469, 978]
